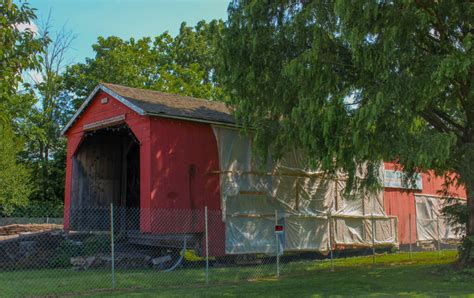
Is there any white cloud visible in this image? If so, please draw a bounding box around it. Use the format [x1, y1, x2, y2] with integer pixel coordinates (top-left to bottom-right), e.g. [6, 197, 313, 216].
[15, 22, 39, 35]
[28, 70, 44, 84]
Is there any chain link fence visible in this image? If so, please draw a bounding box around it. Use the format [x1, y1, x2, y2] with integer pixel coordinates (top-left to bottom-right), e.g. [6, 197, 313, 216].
[399, 213, 462, 257]
[0, 205, 458, 297]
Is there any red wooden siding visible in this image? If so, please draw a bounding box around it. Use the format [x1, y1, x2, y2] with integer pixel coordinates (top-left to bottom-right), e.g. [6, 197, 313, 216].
[63, 90, 225, 255]
[148, 117, 225, 255]
[65, 87, 470, 254]
[64, 90, 150, 229]
[383, 162, 466, 244]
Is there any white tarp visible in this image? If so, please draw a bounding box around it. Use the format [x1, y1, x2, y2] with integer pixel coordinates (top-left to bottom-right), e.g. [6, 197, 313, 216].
[213, 126, 398, 254]
[415, 194, 463, 242]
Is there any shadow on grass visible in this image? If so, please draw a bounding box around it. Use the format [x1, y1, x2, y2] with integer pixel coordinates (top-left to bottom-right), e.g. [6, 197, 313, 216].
[2, 251, 474, 297]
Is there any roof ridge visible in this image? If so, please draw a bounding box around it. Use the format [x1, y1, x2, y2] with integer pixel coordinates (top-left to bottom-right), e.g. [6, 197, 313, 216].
[100, 82, 226, 105]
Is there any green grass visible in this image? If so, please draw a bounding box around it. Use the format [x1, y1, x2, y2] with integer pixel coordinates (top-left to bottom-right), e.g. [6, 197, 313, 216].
[2, 251, 474, 297]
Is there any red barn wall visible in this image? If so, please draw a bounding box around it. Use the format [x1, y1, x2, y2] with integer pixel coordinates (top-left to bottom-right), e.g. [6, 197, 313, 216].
[383, 162, 466, 244]
[64, 91, 225, 255]
[63, 90, 151, 230]
[147, 117, 225, 255]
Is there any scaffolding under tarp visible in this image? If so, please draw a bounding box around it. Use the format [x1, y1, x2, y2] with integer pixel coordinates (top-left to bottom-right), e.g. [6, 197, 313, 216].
[415, 194, 463, 243]
[212, 126, 398, 254]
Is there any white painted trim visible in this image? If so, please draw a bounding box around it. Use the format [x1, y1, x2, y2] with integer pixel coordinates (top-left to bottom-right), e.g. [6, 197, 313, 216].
[100, 84, 146, 115]
[414, 193, 466, 200]
[61, 85, 100, 135]
[61, 84, 146, 135]
[83, 114, 126, 131]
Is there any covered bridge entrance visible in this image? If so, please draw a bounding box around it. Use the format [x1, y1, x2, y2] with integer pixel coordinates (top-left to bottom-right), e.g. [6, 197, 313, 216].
[70, 124, 140, 231]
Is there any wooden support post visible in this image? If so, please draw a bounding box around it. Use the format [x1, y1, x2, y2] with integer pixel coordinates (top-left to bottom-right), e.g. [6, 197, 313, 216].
[436, 216, 441, 256]
[371, 192, 376, 264]
[409, 213, 413, 259]
[205, 206, 209, 284]
[371, 214, 376, 265]
[328, 212, 334, 272]
[295, 182, 299, 211]
[395, 216, 399, 244]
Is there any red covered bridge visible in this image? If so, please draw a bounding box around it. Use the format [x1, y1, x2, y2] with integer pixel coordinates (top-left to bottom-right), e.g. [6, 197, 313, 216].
[62, 83, 230, 255]
[62, 83, 465, 256]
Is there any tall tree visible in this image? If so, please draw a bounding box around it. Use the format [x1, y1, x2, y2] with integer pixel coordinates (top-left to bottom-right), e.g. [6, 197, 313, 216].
[63, 20, 226, 108]
[222, 1, 473, 266]
[0, 0, 44, 124]
[0, 0, 46, 214]
[20, 13, 75, 205]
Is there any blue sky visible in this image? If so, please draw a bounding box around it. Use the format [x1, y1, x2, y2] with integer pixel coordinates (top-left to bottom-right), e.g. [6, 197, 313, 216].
[29, 0, 229, 64]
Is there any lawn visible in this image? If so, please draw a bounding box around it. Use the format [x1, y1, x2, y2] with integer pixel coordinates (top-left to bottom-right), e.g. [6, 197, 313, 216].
[2, 250, 474, 297]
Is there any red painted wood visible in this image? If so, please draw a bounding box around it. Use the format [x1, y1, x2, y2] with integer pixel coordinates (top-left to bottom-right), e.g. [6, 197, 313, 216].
[383, 162, 466, 244]
[64, 90, 225, 255]
[147, 117, 225, 256]
[384, 188, 416, 244]
[69, 87, 473, 253]
[64, 90, 150, 230]
[63, 134, 82, 230]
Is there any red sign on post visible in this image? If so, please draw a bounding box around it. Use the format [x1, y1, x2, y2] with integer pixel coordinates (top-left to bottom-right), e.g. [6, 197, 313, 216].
[275, 225, 284, 233]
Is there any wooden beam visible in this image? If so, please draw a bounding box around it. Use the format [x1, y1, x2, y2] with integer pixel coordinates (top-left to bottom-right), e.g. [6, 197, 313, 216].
[295, 182, 300, 211]
[207, 170, 327, 179]
[83, 114, 126, 131]
[239, 191, 266, 196]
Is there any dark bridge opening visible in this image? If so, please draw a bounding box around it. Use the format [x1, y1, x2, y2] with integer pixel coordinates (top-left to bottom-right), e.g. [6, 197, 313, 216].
[70, 124, 140, 231]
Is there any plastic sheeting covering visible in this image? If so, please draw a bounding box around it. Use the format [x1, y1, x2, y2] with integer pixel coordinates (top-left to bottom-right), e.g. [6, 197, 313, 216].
[212, 126, 398, 254]
[415, 194, 463, 242]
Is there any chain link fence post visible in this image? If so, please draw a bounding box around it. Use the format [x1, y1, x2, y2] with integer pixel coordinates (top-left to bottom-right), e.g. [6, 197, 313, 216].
[275, 209, 280, 278]
[110, 203, 116, 289]
[204, 206, 209, 285]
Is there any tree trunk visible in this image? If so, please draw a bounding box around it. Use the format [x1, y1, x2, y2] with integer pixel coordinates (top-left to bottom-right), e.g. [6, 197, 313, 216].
[457, 167, 474, 269]
[457, 178, 474, 269]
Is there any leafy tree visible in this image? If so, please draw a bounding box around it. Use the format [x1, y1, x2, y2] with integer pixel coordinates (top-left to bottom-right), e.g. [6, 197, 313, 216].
[0, 125, 32, 215]
[20, 15, 75, 205]
[0, 0, 44, 125]
[222, 1, 473, 266]
[63, 20, 226, 108]
[0, 0, 46, 215]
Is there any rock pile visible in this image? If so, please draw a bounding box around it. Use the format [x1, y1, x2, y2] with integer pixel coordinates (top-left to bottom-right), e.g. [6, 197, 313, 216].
[70, 253, 154, 270]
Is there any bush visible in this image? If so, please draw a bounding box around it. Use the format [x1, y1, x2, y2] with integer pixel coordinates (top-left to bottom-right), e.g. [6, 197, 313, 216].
[5, 200, 64, 217]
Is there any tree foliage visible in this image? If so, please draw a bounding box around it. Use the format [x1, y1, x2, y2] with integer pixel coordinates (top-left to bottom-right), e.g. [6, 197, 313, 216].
[5, 18, 226, 214]
[0, 0, 45, 124]
[19, 15, 75, 205]
[0, 125, 32, 215]
[222, 0, 473, 264]
[0, 0, 46, 215]
[63, 20, 226, 108]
